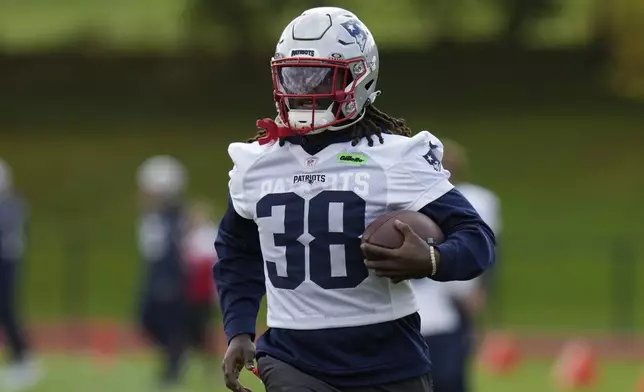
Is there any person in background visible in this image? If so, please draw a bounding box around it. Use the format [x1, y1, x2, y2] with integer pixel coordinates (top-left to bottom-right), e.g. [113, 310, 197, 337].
[136, 155, 189, 388]
[182, 200, 220, 370]
[413, 139, 501, 392]
[0, 159, 40, 391]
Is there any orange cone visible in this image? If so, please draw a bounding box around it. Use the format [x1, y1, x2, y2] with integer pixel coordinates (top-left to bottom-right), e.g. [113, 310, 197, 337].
[635, 372, 644, 392]
[552, 339, 597, 389]
[477, 332, 521, 375]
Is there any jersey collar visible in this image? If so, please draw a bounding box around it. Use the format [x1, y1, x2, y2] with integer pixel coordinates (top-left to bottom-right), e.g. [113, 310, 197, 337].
[284, 129, 355, 155]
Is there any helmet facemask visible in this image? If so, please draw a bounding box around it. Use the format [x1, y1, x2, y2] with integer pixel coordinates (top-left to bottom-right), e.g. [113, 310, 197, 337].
[272, 57, 367, 135]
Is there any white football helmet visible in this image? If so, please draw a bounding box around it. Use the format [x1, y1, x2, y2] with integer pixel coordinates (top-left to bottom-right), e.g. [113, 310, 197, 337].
[137, 155, 186, 198]
[272, 7, 380, 134]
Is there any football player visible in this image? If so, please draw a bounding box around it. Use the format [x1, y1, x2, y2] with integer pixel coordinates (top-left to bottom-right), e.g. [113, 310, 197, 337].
[413, 139, 501, 392]
[183, 200, 220, 372]
[213, 7, 496, 392]
[136, 155, 189, 388]
[0, 159, 40, 391]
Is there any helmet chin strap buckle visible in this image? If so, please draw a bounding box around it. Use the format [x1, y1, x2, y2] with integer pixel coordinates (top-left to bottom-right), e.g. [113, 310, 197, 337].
[368, 90, 382, 105]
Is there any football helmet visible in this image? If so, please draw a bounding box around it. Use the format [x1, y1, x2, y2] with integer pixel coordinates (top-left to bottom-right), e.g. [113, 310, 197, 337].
[271, 7, 380, 135]
[137, 155, 187, 197]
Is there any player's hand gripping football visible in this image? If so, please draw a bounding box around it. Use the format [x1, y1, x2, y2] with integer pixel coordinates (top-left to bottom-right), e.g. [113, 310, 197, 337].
[361, 220, 438, 283]
[222, 334, 256, 392]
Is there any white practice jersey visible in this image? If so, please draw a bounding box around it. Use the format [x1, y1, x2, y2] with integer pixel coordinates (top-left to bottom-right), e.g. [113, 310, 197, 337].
[414, 182, 500, 336]
[185, 222, 219, 261]
[228, 131, 454, 330]
[456, 183, 501, 235]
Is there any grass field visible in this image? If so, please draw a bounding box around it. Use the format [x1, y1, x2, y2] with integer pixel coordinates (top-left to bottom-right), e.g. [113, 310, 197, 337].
[17, 354, 643, 392]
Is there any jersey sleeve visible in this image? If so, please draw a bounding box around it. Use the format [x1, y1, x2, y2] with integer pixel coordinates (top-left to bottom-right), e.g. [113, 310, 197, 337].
[217, 141, 268, 342]
[386, 131, 454, 211]
[227, 141, 266, 220]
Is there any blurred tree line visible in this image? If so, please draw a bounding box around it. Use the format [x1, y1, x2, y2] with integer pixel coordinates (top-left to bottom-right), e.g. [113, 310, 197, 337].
[186, 0, 643, 97]
[0, 0, 642, 98]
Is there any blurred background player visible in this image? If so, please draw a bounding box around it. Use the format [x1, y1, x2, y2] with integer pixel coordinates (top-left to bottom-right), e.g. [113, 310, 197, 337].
[182, 200, 220, 373]
[0, 159, 40, 391]
[413, 139, 501, 392]
[136, 155, 189, 388]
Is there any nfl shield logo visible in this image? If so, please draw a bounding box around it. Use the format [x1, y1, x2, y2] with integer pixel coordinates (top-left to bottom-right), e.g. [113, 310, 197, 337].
[305, 157, 318, 167]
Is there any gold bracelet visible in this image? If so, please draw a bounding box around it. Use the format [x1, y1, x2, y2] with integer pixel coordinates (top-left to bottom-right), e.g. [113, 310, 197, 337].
[429, 246, 437, 277]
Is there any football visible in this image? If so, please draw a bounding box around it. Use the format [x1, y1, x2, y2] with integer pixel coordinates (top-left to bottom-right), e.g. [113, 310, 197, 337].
[362, 210, 445, 249]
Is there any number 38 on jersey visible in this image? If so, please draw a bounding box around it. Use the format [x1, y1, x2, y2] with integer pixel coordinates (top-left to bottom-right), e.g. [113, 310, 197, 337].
[257, 190, 369, 290]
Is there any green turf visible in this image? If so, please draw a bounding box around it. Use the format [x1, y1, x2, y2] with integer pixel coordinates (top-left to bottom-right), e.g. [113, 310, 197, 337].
[13, 355, 643, 392]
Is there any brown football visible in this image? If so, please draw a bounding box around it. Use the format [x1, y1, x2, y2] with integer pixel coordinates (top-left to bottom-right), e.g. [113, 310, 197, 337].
[362, 210, 445, 249]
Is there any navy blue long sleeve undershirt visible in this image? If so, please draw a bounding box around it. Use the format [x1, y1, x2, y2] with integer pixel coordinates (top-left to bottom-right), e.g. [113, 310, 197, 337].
[420, 188, 496, 282]
[213, 188, 496, 343]
[213, 197, 266, 343]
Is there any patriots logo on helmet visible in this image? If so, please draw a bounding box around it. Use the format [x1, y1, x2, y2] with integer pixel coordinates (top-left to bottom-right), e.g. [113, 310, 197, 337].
[340, 19, 368, 52]
[423, 141, 442, 172]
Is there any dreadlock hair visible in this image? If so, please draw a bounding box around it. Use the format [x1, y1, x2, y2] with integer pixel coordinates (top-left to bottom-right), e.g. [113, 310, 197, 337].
[347, 105, 413, 146]
[248, 104, 413, 146]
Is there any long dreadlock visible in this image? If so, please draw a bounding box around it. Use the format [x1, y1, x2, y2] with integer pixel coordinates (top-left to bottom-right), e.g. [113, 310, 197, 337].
[248, 105, 413, 146]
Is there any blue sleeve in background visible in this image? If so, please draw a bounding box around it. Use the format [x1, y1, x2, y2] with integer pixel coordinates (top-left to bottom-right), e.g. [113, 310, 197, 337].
[213, 196, 265, 343]
[419, 188, 496, 282]
[0, 195, 27, 264]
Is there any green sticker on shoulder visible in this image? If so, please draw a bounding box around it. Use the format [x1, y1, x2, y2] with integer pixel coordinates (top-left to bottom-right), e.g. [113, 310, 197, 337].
[337, 153, 368, 165]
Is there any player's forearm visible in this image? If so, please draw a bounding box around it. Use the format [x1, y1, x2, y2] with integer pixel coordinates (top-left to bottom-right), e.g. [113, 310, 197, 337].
[215, 271, 265, 343]
[419, 189, 496, 281]
[214, 257, 265, 342]
[214, 198, 266, 343]
[433, 226, 494, 281]
[219, 294, 263, 342]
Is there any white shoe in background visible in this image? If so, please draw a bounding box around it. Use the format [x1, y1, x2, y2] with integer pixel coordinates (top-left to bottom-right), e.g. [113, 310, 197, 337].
[0, 359, 42, 391]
